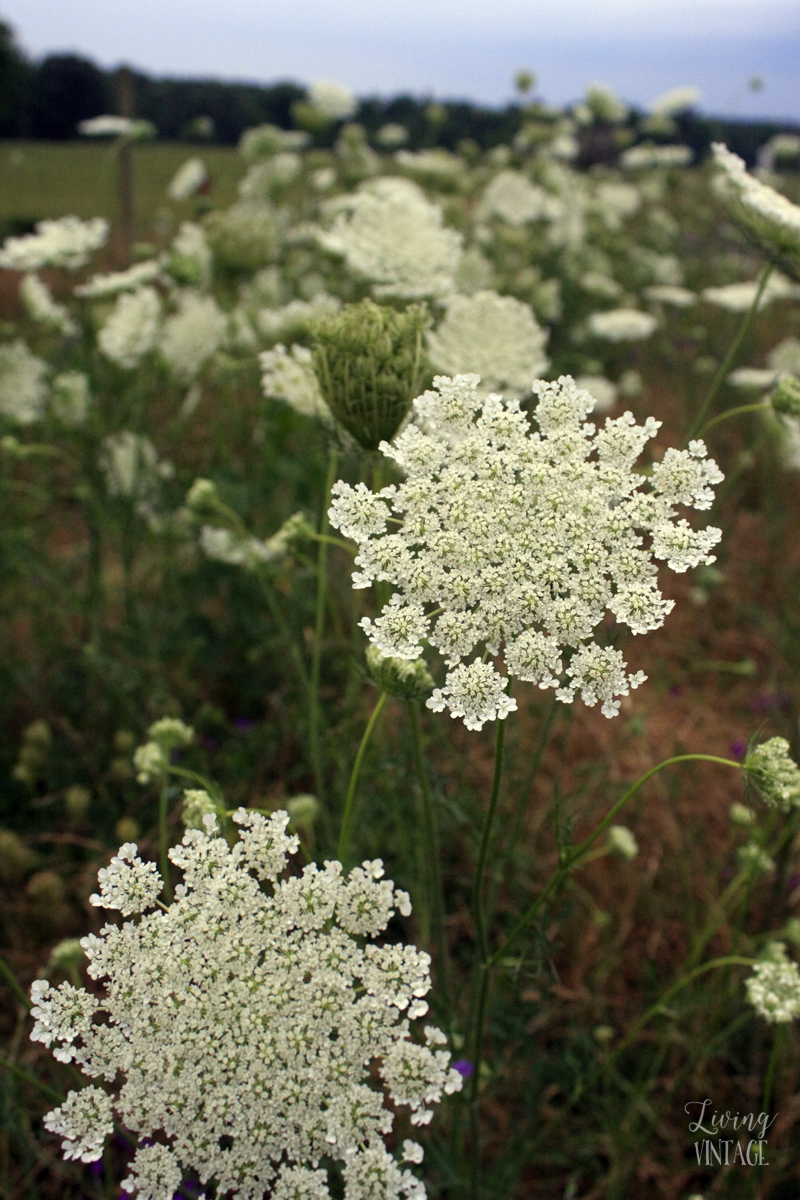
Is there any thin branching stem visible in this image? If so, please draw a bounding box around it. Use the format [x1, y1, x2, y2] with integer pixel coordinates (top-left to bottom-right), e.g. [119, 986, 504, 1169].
[337, 690, 388, 864]
[310, 448, 338, 801]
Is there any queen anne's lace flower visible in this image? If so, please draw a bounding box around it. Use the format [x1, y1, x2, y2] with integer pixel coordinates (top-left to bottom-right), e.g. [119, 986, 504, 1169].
[318, 179, 462, 299]
[746, 943, 800, 1023]
[75, 260, 162, 299]
[98, 287, 161, 368]
[587, 308, 658, 341]
[260, 343, 331, 420]
[0, 216, 108, 271]
[713, 142, 800, 280]
[330, 374, 723, 728]
[31, 811, 461, 1199]
[478, 171, 562, 226]
[20, 274, 77, 335]
[167, 157, 208, 202]
[745, 737, 800, 811]
[158, 290, 227, 380]
[427, 292, 548, 397]
[0, 340, 48, 423]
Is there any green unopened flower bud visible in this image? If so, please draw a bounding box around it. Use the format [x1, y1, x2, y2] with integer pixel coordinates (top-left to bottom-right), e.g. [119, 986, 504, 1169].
[182, 788, 217, 830]
[312, 299, 430, 450]
[265, 511, 314, 557]
[186, 477, 221, 511]
[49, 938, 85, 972]
[133, 741, 169, 783]
[115, 816, 140, 842]
[365, 644, 435, 701]
[147, 717, 194, 751]
[729, 801, 755, 826]
[745, 737, 800, 811]
[286, 794, 321, 831]
[0, 829, 34, 882]
[771, 374, 800, 417]
[737, 842, 775, 875]
[65, 785, 91, 821]
[606, 825, 638, 860]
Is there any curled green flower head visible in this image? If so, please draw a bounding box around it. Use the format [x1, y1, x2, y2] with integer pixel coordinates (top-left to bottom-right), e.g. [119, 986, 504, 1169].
[311, 299, 430, 451]
[771, 374, 800, 418]
[745, 736, 800, 811]
[366, 644, 435, 701]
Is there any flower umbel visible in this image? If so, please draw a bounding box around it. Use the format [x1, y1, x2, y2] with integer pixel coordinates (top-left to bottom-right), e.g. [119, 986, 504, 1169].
[330, 374, 723, 728]
[31, 811, 461, 1198]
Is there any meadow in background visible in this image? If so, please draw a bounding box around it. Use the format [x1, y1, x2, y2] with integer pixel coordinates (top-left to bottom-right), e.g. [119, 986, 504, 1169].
[0, 68, 800, 1200]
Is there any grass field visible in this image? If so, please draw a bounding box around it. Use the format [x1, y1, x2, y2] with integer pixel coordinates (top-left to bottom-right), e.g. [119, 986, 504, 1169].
[0, 140, 244, 240]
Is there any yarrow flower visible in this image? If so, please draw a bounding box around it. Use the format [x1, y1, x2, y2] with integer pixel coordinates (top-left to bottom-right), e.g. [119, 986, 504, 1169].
[745, 737, 800, 811]
[0, 216, 108, 271]
[30, 811, 461, 1198]
[329, 374, 723, 728]
[746, 942, 800, 1024]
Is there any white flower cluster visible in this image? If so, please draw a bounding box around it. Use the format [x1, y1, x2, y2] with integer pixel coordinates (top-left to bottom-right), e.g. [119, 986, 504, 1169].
[330, 374, 723, 729]
[746, 943, 800, 1024]
[319, 179, 462, 299]
[0, 216, 108, 271]
[51, 371, 91, 426]
[260, 343, 331, 420]
[0, 340, 48, 424]
[620, 144, 693, 169]
[20, 274, 77, 335]
[75, 260, 162, 299]
[308, 79, 357, 120]
[167, 157, 208, 202]
[713, 143, 800, 276]
[427, 291, 549, 397]
[99, 431, 169, 503]
[745, 737, 800, 811]
[587, 308, 658, 342]
[30, 810, 461, 1198]
[701, 274, 798, 313]
[478, 171, 563, 226]
[159, 290, 227, 380]
[98, 287, 162, 368]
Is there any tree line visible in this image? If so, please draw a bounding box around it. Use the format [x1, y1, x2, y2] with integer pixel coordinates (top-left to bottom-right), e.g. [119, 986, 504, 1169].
[0, 17, 797, 162]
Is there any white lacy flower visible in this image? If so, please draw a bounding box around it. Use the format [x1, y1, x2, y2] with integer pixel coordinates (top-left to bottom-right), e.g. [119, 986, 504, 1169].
[587, 309, 658, 342]
[427, 291, 548, 397]
[745, 737, 800, 811]
[0, 216, 108, 271]
[620, 144, 693, 169]
[395, 149, 464, 183]
[592, 182, 640, 231]
[319, 179, 462, 299]
[90, 842, 162, 915]
[32, 811, 460, 1199]
[701, 274, 798, 312]
[607, 825, 638, 859]
[650, 86, 702, 116]
[0, 340, 48, 423]
[727, 367, 777, 390]
[51, 371, 90, 425]
[75, 260, 162, 299]
[199, 524, 279, 569]
[98, 287, 161, 368]
[746, 944, 800, 1024]
[159, 290, 227, 380]
[257, 294, 341, 342]
[42, 1087, 114, 1163]
[478, 170, 564, 226]
[78, 115, 134, 137]
[19, 273, 76, 335]
[330, 374, 723, 728]
[643, 285, 696, 308]
[768, 337, 800, 375]
[308, 79, 357, 120]
[713, 142, 800, 277]
[573, 375, 617, 413]
[166, 221, 213, 288]
[167, 156, 208, 201]
[260, 343, 331, 420]
[99, 431, 162, 501]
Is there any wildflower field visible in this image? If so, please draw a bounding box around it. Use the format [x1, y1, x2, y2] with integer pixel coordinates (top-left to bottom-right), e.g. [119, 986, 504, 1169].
[1, 82, 800, 1200]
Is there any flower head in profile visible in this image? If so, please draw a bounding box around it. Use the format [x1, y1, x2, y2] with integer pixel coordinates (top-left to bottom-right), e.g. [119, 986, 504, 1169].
[330, 374, 723, 730]
[713, 142, 800, 281]
[746, 942, 800, 1024]
[0, 216, 108, 271]
[31, 810, 460, 1198]
[745, 737, 800, 811]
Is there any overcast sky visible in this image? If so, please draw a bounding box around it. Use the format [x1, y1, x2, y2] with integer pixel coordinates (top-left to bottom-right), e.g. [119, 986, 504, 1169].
[3, 0, 799, 119]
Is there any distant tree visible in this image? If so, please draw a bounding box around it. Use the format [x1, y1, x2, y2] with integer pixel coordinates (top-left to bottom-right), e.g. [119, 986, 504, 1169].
[0, 19, 31, 136]
[28, 54, 110, 139]
[134, 77, 304, 143]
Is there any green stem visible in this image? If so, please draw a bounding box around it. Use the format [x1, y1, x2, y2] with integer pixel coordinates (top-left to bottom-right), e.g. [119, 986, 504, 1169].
[337, 690, 388, 863]
[0, 954, 31, 1010]
[159, 784, 173, 903]
[408, 701, 450, 1012]
[0, 1059, 63, 1103]
[310, 449, 338, 801]
[472, 716, 509, 961]
[307, 533, 357, 555]
[698, 401, 771, 439]
[492, 754, 741, 965]
[761, 1023, 783, 1115]
[686, 262, 773, 443]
